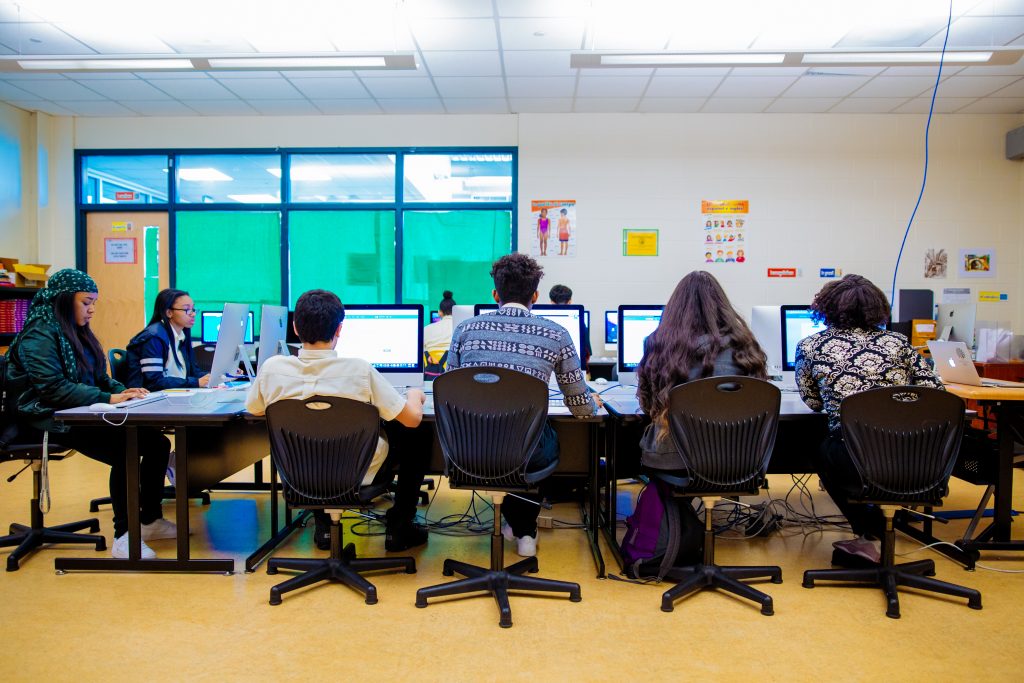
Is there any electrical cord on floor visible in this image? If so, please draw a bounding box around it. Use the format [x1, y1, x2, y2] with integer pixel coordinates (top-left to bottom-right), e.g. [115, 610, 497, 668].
[896, 539, 1024, 574]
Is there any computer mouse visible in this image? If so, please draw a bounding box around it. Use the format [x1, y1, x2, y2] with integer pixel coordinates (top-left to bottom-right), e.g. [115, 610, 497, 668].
[594, 377, 608, 385]
[89, 402, 115, 412]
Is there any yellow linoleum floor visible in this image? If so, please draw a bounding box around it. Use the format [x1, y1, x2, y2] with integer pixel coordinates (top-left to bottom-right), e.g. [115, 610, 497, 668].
[2, 455, 1023, 682]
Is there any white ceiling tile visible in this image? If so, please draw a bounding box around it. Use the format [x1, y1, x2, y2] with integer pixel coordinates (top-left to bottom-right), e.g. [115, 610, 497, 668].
[245, 34, 335, 53]
[355, 68, 431, 79]
[54, 23, 174, 54]
[4, 99, 75, 116]
[0, 80, 35, 98]
[278, 70, 356, 79]
[497, 0, 588, 17]
[217, 78, 303, 99]
[729, 67, 809, 77]
[310, 99, 383, 114]
[181, 99, 258, 115]
[765, 98, 842, 113]
[837, 20, 949, 48]
[442, 97, 510, 113]
[53, 100, 137, 116]
[209, 71, 285, 80]
[433, 76, 506, 97]
[805, 66, 886, 76]
[326, 25, 415, 52]
[507, 97, 573, 112]
[507, 75, 576, 97]
[960, 61, 1024, 76]
[411, 18, 499, 51]
[991, 76, 1024, 95]
[363, 78, 438, 98]
[636, 97, 706, 113]
[149, 79, 238, 99]
[573, 97, 638, 112]
[894, 97, 978, 113]
[499, 18, 584, 50]
[882, 66, 963, 76]
[288, 78, 370, 99]
[644, 76, 722, 97]
[715, 76, 799, 97]
[700, 98, 773, 113]
[0, 72, 65, 80]
[966, 0, 1024, 16]
[576, 76, 649, 97]
[65, 72, 141, 80]
[932, 74, 1020, 96]
[123, 100, 200, 116]
[957, 96, 1024, 113]
[406, 0, 495, 19]
[247, 99, 321, 115]
[653, 67, 731, 76]
[377, 98, 447, 114]
[923, 16, 1024, 47]
[828, 97, 909, 113]
[135, 71, 211, 80]
[783, 75, 872, 98]
[10, 79, 107, 100]
[76, 79, 174, 101]
[422, 51, 502, 76]
[849, 76, 936, 97]
[0, 6, 45, 22]
[0, 21, 92, 54]
[155, 32, 254, 54]
[503, 50, 575, 76]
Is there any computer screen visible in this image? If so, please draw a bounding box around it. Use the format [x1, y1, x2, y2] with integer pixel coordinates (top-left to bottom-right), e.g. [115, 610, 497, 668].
[202, 310, 254, 344]
[936, 303, 977, 348]
[780, 305, 828, 372]
[584, 310, 590, 329]
[208, 303, 252, 387]
[334, 305, 424, 376]
[617, 306, 664, 373]
[429, 310, 441, 324]
[257, 304, 289, 372]
[604, 310, 618, 345]
[473, 304, 585, 356]
[750, 305, 782, 377]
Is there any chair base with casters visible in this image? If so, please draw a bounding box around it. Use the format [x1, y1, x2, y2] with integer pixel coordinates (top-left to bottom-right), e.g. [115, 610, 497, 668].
[802, 505, 982, 619]
[267, 510, 415, 605]
[659, 495, 782, 616]
[415, 492, 582, 628]
[90, 485, 210, 513]
[0, 456, 106, 571]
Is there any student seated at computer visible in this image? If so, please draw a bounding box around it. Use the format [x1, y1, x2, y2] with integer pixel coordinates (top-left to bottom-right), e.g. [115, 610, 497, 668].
[125, 288, 211, 390]
[423, 290, 455, 376]
[5, 269, 173, 560]
[796, 274, 943, 564]
[245, 288, 429, 552]
[549, 283, 591, 367]
[447, 254, 598, 557]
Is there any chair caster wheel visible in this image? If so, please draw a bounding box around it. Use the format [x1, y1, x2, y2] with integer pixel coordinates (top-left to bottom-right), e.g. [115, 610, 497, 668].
[55, 570, 66, 575]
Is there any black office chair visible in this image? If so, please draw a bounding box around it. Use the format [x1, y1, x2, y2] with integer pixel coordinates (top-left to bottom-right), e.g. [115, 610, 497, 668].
[415, 367, 582, 628]
[264, 396, 416, 605]
[650, 376, 783, 616]
[0, 356, 106, 571]
[108, 348, 128, 384]
[802, 386, 982, 618]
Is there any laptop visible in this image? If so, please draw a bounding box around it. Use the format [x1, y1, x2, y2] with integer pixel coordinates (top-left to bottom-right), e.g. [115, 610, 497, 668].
[927, 341, 1024, 388]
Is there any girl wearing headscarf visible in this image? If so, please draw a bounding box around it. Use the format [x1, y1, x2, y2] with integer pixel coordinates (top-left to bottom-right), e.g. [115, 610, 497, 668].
[5, 269, 173, 559]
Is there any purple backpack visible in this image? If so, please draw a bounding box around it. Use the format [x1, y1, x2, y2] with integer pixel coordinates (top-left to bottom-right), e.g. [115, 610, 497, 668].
[620, 479, 683, 580]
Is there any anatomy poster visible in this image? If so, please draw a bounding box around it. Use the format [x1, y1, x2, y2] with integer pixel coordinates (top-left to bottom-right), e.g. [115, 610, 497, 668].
[531, 200, 576, 258]
[701, 200, 748, 264]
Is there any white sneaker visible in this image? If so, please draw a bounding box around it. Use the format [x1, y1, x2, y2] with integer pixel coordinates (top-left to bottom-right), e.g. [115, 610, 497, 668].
[516, 534, 538, 558]
[111, 533, 156, 560]
[141, 518, 178, 541]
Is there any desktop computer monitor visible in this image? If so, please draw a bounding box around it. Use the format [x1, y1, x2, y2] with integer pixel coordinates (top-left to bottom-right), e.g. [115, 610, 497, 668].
[257, 305, 289, 373]
[334, 304, 424, 388]
[451, 305, 475, 330]
[429, 310, 441, 324]
[202, 310, 254, 344]
[936, 303, 977, 348]
[208, 303, 252, 387]
[750, 305, 783, 378]
[617, 305, 664, 385]
[583, 310, 590, 330]
[604, 310, 618, 345]
[780, 305, 828, 372]
[473, 304, 586, 358]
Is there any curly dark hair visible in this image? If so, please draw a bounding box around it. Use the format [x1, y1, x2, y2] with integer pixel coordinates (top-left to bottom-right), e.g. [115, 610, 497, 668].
[810, 274, 890, 329]
[549, 284, 572, 304]
[491, 253, 544, 306]
[637, 271, 767, 440]
[294, 289, 345, 343]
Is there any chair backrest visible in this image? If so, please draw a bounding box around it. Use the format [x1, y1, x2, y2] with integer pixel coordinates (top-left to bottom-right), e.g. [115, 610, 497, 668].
[666, 376, 781, 494]
[264, 396, 381, 506]
[423, 350, 449, 379]
[840, 386, 964, 503]
[108, 348, 128, 383]
[433, 366, 549, 490]
[0, 354, 17, 449]
[193, 344, 215, 372]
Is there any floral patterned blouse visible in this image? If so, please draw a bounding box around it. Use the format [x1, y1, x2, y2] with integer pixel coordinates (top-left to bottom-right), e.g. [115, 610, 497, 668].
[795, 327, 943, 435]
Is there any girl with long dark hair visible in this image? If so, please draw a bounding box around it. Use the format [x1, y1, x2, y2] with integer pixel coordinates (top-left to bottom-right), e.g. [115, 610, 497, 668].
[125, 288, 210, 389]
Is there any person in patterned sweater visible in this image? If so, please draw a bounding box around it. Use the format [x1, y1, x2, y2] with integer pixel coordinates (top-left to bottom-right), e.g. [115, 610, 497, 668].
[796, 274, 942, 564]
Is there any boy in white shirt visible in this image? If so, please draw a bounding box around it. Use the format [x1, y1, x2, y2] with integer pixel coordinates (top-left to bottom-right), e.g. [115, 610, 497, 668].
[246, 289, 429, 552]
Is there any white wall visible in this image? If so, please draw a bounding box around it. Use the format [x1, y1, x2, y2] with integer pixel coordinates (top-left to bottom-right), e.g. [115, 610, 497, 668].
[32, 111, 1024, 354]
[0, 102, 35, 264]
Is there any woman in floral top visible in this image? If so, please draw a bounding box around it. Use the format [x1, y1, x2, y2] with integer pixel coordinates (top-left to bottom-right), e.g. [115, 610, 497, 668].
[796, 274, 942, 563]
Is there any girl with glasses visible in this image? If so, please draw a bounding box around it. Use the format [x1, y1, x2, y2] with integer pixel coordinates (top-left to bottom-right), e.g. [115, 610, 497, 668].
[126, 288, 210, 390]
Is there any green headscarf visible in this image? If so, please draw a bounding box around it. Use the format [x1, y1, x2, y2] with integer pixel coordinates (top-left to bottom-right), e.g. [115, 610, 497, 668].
[9, 269, 99, 378]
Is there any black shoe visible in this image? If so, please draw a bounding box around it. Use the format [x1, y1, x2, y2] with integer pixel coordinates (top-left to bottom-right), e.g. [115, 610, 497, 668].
[313, 513, 331, 551]
[831, 547, 879, 569]
[385, 521, 428, 552]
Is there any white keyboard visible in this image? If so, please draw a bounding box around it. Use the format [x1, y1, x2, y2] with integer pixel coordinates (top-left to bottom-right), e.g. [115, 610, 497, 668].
[117, 393, 168, 409]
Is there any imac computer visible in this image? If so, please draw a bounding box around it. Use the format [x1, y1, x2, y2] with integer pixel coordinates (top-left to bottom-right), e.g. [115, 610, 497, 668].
[208, 303, 254, 387]
[473, 304, 586, 359]
[202, 310, 254, 345]
[334, 304, 424, 388]
[617, 305, 664, 386]
[256, 304, 289, 373]
[750, 305, 783, 378]
[450, 304, 476, 330]
[604, 310, 618, 346]
[780, 305, 828, 378]
[936, 303, 977, 348]
[429, 310, 442, 324]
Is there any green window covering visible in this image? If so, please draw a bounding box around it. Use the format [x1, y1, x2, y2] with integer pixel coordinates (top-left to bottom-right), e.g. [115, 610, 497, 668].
[288, 211, 396, 306]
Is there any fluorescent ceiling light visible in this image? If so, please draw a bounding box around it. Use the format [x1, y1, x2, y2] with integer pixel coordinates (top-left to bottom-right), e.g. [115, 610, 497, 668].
[179, 168, 233, 182]
[803, 51, 993, 64]
[207, 56, 408, 69]
[602, 53, 785, 65]
[17, 58, 193, 70]
[227, 194, 281, 203]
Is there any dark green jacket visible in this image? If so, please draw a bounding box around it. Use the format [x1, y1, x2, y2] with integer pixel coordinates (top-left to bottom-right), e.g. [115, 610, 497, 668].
[6, 321, 125, 432]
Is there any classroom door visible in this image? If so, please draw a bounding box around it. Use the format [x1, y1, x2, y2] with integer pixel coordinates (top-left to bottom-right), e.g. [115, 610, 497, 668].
[85, 212, 169, 352]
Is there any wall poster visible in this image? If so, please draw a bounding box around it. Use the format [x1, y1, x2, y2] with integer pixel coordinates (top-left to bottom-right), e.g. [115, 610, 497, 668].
[701, 200, 748, 264]
[530, 200, 577, 258]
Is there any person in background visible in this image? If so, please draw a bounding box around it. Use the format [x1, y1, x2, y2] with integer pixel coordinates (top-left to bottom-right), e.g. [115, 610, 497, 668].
[5, 269, 173, 560]
[448, 254, 598, 557]
[796, 274, 943, 565]
[246, 289, 429, 553]
[423, 290, 455, 378]
[549, 283, 591, 368]
[125, 288, 210, 390]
